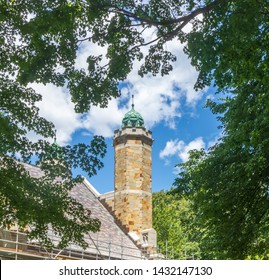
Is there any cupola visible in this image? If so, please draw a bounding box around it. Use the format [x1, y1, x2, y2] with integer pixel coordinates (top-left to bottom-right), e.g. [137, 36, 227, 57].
[122, 95, 144, 128]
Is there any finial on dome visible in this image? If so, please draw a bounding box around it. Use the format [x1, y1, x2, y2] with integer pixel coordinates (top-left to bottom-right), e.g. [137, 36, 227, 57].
[121, 94, 145, 128]
[132, 94, 134, 109]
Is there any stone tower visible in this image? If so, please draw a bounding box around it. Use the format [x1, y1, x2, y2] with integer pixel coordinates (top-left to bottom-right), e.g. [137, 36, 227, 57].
[113, 98, 154, 241]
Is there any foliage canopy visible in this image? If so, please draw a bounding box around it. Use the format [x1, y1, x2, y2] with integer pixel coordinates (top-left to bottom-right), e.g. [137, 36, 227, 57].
[1, 0, 269, 254]
[153, 190, 201, 259]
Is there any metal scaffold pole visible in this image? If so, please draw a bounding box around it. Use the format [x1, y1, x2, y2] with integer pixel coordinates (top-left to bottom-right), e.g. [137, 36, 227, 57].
[15, 229, 19, 260]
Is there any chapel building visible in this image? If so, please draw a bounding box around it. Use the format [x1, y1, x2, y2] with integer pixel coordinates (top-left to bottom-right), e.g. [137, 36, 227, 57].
[0, 99, 157, 260]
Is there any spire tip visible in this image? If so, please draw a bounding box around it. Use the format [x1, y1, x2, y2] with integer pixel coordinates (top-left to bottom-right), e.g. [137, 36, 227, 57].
[131, 94, 134, 109]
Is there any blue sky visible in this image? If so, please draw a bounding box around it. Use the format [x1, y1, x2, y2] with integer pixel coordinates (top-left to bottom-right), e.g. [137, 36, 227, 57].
[69, 89, 221, 194]
[29, 28, 222, 194]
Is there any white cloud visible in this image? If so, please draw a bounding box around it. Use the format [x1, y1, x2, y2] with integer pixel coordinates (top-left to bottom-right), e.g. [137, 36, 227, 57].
[28, 25, 204, 142]
[160, 137, 205, 163]
[82, 99, 124, 137]
[108, 29, 204, 133]
[73, 26, 204, 137]
[178, 137, 205, 162]
[75, 39, 108, 70]
[30, 83, 82, 145]
[160, 139, 184, 159]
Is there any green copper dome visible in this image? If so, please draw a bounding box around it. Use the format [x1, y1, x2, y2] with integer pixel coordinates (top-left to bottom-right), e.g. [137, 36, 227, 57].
[122, 104, 144, 128]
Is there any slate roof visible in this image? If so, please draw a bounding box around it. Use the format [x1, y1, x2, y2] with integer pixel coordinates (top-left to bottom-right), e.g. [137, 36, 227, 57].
[22, 162, 144, 260]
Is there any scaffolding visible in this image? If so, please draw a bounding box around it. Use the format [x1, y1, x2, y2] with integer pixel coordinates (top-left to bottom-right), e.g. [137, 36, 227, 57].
[0, 228, 149, 260]
[0, 228, 198, 260]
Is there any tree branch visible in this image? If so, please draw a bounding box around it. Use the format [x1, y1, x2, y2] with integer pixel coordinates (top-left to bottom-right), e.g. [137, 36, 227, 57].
[110, 0, 228, 27]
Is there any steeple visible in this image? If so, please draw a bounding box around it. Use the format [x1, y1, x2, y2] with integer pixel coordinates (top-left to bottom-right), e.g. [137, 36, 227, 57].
[132, 94, 134, 109]
[113, 96, 156, 250]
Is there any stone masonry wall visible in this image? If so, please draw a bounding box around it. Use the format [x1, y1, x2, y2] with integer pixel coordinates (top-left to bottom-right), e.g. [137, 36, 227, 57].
[99, 191, 114, 211]
[113, 127, 153, 235]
